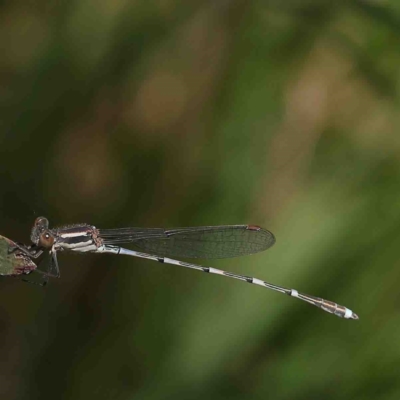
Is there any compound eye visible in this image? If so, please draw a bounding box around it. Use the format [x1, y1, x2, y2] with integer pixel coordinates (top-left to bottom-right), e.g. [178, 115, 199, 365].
[35, 217, 49, 230]
[38, 231, 54, 248]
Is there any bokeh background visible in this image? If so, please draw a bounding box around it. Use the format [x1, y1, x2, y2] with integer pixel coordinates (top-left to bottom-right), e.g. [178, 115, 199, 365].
[1, 1, 400, 399]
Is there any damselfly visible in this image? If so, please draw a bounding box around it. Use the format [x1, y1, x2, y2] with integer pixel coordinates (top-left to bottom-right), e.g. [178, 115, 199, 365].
[14, 217, 358, 320]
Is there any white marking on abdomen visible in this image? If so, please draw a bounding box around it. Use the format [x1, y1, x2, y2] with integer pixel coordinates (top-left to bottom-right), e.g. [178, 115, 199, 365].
[209, 267, 224, 275]
[344, 308, 353, 319]
[252, 278, 264, 286]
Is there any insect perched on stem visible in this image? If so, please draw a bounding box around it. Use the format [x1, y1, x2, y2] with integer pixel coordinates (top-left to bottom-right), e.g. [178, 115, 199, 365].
[7, 217, 359, 320]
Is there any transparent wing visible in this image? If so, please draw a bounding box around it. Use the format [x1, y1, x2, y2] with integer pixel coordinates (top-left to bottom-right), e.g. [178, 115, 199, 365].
[98, 225, 275, 259]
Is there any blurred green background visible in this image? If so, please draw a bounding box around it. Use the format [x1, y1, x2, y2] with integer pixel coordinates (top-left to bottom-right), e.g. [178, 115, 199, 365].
[1, 1, 400, 399]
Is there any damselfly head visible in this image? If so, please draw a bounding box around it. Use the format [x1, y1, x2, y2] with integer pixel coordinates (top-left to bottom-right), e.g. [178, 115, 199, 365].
[34, 217, 49, 230]
[31, 217, 50, 245]
[38, 231, 55, 248]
